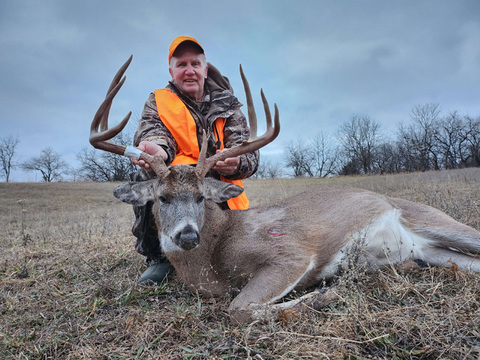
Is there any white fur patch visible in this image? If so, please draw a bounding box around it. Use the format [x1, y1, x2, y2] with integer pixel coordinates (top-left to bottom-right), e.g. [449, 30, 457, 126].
[317, 209, 431, 279]
[160, 233, 182, 253]
[161, 219, 200, 254]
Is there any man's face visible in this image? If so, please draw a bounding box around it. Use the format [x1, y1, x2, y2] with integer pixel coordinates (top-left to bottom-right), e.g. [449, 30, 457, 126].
[169, 46, 208, 102]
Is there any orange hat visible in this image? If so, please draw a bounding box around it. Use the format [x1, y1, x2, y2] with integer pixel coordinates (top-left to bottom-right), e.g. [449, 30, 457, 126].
[168, 36, 204, 64]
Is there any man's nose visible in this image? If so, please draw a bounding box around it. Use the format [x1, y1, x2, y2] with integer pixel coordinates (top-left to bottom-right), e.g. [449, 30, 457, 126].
[185, 64, 195, 74]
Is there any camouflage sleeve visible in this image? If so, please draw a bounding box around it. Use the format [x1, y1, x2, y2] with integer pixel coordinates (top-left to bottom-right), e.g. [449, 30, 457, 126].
[221, 108, 259, 180]
[133, 92, 177, 165]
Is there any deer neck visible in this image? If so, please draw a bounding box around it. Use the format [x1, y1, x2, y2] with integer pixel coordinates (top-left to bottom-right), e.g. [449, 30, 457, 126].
[163, 201, 243, 297]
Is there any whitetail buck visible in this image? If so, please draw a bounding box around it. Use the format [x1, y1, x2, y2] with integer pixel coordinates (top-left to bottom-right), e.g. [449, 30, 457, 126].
[91, 56, 480, 323]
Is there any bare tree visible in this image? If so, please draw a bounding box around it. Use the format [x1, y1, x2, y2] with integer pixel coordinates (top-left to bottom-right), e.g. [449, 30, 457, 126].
[79, 149, 136, 181]
[284, 134, 338, 177]
[285, 139, 313, 177]
[398, 103, 441, 172]
[338, 115, 382, 175]
[264, 159, 283, 178]
[0, 135, 19, 182]
[462, 116, 480, 167]
[311, 132, 338, 177]
[21, 147, 69, 182]
[374, 142, 402, 174]
[77, 132, 136, 182]
[252, 158, 283, 179]
[432, 111, 467, 169]
[396, 122, 417, 172]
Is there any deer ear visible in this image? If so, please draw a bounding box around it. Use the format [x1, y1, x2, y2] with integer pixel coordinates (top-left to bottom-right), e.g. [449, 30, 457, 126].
[203, 178, 244, 203]
[113, 179, 156, 205]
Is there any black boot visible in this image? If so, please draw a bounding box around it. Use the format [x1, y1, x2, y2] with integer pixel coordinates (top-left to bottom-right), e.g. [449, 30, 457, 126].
[138, 260, 174, 285]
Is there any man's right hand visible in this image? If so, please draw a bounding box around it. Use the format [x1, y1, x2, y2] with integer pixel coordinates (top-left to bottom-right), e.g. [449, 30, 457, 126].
[131, 141, 168, 170]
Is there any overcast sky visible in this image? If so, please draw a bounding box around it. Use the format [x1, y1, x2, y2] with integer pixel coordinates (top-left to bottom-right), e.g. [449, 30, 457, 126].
[2, 0, 480, 181]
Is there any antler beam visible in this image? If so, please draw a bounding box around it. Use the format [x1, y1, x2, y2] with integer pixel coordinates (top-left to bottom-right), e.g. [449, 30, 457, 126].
[196, 65, 280, 178]
[89, 56, 170, 178]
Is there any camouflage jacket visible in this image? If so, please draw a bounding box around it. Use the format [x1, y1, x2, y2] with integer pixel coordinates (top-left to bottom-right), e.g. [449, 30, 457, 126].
[133, 63, 259, 180]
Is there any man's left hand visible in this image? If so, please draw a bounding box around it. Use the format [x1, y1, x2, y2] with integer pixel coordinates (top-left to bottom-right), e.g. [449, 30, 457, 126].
[212, 155, 240, 175]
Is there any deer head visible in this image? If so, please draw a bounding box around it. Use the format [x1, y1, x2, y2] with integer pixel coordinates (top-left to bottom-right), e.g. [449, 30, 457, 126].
[90, 55, 279, 251]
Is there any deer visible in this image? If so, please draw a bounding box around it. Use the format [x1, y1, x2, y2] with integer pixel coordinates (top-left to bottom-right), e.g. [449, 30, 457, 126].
[90, 56, 480, 324]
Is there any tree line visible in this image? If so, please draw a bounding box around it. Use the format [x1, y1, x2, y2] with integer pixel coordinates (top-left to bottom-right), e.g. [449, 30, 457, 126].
[0, 133, 135, 182]
[257, 103, 480, 178]
[1, 103, 479, 182]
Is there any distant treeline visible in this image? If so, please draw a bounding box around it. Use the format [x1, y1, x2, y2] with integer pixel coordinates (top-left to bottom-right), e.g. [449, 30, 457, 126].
[2, 103, 479, 182]
[260, 103, 480, 179]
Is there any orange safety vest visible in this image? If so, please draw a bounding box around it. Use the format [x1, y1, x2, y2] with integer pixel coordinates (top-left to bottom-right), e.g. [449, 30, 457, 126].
[154, 88, 249, 210]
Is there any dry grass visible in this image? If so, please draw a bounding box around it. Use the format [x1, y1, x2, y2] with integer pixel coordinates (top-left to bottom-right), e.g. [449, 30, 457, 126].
[1, 169, 480, 359]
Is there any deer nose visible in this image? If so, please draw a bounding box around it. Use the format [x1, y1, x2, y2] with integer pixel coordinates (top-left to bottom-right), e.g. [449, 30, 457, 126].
[175, 224, 200, 250]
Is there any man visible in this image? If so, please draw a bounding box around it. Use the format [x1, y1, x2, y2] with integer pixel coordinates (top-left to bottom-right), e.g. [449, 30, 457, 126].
[131, 36, 259, 284]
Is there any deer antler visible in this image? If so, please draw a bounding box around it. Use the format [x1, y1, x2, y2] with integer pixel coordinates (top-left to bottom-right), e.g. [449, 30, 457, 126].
[89, 55, 170, 178]
[196, 65, 280, 178]
[90, 55, 133, 156]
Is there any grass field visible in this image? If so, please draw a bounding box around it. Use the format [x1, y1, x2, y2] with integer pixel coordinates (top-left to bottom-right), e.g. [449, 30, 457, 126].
[1, 168, 480, 359]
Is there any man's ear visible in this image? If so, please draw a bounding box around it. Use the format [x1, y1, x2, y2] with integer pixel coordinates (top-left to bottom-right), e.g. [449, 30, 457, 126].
[203, 178, 244, 203]
[113, 179, 156, 206]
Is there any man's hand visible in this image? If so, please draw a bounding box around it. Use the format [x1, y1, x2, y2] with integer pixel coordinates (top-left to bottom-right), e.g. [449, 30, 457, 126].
[131, 141, 168, 170]
[212, 152, 240, 175]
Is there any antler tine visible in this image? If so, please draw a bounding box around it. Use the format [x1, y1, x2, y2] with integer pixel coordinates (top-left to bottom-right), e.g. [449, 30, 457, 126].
[101, 55, 133, 132]
[107, 55, 133, 95]
[198, 66, 280, 178]
[239, 64, 257, 138]
[195, 130, 209, 178]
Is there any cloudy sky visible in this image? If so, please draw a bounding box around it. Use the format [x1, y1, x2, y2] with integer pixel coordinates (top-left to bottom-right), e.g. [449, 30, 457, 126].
[1, 0, 480, 181]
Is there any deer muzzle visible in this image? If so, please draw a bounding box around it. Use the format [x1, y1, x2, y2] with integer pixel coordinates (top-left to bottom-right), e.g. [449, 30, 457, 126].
[174, 224, 200, 251]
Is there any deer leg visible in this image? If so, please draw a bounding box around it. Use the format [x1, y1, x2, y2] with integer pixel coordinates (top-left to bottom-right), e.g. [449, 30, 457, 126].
[420, 247, 480, 271]
[269, 287, 338, 312]
[232, 287, 340, 325]
[228, 256, 316, 324]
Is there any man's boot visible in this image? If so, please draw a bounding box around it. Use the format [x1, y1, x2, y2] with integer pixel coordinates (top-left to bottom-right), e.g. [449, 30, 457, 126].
[138, 259, 174, 285]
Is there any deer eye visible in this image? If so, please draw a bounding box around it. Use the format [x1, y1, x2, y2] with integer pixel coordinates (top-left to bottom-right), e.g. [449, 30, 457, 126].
[158, 196, 170, 204]
[196, 195, 205, 204]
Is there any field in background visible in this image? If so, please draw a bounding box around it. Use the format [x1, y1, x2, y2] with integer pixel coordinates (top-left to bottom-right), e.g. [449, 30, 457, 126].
[1, 169, 479, 359]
